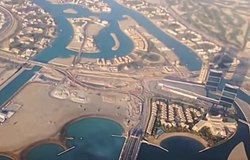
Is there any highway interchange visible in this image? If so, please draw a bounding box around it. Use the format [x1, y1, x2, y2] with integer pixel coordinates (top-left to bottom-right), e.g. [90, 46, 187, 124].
[0, 48, 155, 159]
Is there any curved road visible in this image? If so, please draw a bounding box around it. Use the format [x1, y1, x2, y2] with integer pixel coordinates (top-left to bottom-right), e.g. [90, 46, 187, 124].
[0, 5, 15, 41]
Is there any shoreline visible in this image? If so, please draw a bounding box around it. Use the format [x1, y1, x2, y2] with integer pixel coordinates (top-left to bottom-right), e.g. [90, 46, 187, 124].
[117, 16, 136, 54]
[227, 142, 248, 160]
[46, 0, 111, 14]
[19, 115, 126, 160]
[0, 68, 32, 107]
[240, 88, 250, 99]
[63, 8, 78, 14]
[0, 154, 15, 160]
[115, 1, 206, 71]
[66, 17, 105, 54]
[59, 115, 126, 139]
[0, 114, 127, 159]
[150, 132, 209, 148]
[110, 33, 120, 51]
[0, 80, 136, 157]
[117, 15, 148, 52]
[0, 82, 132, 152]
[20, 139, 65, 160]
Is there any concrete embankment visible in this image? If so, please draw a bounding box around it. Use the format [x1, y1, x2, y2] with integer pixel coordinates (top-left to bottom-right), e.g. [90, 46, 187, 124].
[0, 67, 24, 91]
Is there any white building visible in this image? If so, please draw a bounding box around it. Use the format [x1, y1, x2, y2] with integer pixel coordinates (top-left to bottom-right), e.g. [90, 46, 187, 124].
[192, 113, 237, 137]
[0, 113, 6, 123]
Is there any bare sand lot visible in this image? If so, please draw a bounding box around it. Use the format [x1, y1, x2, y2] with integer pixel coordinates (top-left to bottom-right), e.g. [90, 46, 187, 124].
[228, 142, 248, 160]
[49, 56, 75, 66]
[49, 56, 95, 67]
[63, 8, 78, 14]
[0, 68, 18, 87]
[0, 82, 134, 152]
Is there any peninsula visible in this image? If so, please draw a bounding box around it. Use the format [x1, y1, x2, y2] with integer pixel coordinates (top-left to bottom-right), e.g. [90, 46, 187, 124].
[111, 33, 120, 51]
[66, 17, 108, 53]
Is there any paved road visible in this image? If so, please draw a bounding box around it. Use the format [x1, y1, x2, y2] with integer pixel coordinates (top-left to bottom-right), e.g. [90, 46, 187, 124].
[0, 52, 153, 160]
[0, 5, 15, 41]
[119, 82, 152, 160]
[72, 22, 88, 66]
[120, 136, 141, 160]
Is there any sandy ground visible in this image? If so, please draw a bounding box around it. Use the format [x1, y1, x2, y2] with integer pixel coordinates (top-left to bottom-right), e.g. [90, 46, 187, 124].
[86, 22, 104, 37]
[227, 142, 248, 160]
[49, 56, 75, 66]
[0, 82, 136, 152]
[49, 56, 95, 67]
[0, 13, 18, 45]
[0, 68, 18, 86]
[236, 98, 250, 122]
[66, 17, 105, 53]
[111, 33, 120, 51]
[46, 0, 57, 4]
[144, 0, 167, 5]
[149, 132, 209, 147]
[237, 49, 250, 59]
[118, 15, 138, 30]
[40, 68, 64, 80]
[118, 15, 189, 77]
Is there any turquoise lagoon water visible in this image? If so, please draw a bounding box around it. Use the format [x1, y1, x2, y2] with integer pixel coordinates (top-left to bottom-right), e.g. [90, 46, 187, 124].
[25, 144, 64, 160]
[137, 136, 205, 160]
[25, 118, 124, 160]
[138, 121, 250, 160]
[160, 136, 205, 153]
[0, 66, 40, 106]
[0, 156, 11, 160]
[32, 0, 202, 70]
[0, 0, 203, 106]
[137, 101, 250, 160]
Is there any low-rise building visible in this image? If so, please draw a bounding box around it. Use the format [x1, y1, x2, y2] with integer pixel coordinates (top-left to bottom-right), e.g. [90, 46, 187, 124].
[192, 113, 237, 137]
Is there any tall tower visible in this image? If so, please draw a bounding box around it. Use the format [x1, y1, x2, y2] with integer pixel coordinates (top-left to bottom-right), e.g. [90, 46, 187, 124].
[219, 84, 239, 108]
[205, 69, 223, 91]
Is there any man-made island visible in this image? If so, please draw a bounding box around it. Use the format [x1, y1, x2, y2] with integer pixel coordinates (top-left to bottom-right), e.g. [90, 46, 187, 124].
[63, 8, 78, 14]
[111, 33, 120, 51]
[48, 0, 111, 13]
[118, 0, 250, 98]
[67, 17, 108, 53]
